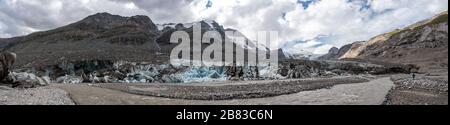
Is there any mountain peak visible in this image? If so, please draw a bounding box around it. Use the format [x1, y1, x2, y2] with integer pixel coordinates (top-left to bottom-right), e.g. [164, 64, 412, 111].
[82, 12, 122, 21]
[92, 12, 114, 16]
[74, 12, 158, 33]
[80, 12, 156, 25]
[129, 15, 153, 22]
[328, 47, 339, 54]
[199, 20, 224, 30]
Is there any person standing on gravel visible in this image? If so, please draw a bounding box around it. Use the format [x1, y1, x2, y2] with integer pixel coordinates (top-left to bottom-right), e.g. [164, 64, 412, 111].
[412, 73, 416, 80]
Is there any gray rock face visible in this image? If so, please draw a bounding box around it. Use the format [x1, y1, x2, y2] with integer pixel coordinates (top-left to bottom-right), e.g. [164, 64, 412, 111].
[16, 58, 411, 84]
[8, 72, 50, 88]
[70, 12, 160, 44]
[278, 59, 413, 79]
[3, 12, 164, 68]
[319, 47, 337, 60]
[0, 51, 16, 81]
[277, 49, 288, 60]
[0, 51, 49, 88]
[318, 44, 352, 60]
[329, 47, 339, 55]
[353, 12, 448, 74]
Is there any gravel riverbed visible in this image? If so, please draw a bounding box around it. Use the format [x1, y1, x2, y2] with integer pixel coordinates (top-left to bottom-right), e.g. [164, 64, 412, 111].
[55, 76, 393, 105]
[3, 74, 445, 105]
[0, 86, 75, 105]
[384, 74, 448, 105]
[92, 76, 369, 100]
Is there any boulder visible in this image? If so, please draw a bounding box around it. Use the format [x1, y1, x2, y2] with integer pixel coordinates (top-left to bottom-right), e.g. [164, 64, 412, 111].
[8, 72, 50, 88]
[56, 75, 83, 84]
[0, 51, 16, 82]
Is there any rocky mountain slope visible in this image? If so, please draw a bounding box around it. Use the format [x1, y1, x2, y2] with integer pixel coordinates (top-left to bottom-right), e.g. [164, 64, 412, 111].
[320, 11, 448, 75]
[1, 13, 270, 69]
[0, 13, 288, 83]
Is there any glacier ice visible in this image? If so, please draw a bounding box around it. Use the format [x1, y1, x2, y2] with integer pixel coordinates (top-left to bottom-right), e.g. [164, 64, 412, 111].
[25, 59, 404, 84]
[258, 66, 285, 80]
[56, 75, 83, 84]
[161, 66, 228, 83]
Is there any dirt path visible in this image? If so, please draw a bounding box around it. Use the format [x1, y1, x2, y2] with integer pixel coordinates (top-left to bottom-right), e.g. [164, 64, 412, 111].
[55, 77, 394, 105]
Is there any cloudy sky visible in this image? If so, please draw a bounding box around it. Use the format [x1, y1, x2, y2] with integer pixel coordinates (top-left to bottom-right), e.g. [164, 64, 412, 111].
[0, 0, 448, 54]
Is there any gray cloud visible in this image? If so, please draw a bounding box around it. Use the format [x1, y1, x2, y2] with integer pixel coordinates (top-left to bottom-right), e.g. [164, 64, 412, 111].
[0, 0, 196, 37]
[109, 0, 196, 23]
[1, 0, 94, 37]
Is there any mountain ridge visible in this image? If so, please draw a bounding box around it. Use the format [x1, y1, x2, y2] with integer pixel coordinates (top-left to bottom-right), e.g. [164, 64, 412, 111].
[1, 12, 277, 68]
[319, 11, 448, 75]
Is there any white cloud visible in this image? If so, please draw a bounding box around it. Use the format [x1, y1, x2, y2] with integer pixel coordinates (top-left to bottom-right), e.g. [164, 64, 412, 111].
[187, 0, 447, 54]
[0, 0, 149, 37]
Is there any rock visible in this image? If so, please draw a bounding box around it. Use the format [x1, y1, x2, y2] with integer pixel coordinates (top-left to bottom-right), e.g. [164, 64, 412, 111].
[209, 71, 222, 79]
[0, 86, 12, 90]
[8, 72, 50, 88]
[318, 45, 352, 60]
[0, 51, 53, 88]
[56, 75, 83, 84]
[161, 74, 183, 83]
[338, 12, 448, 74]
[0, 51, 16, 82]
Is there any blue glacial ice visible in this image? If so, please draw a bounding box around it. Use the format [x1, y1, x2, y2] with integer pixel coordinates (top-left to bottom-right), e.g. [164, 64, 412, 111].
[163, 66, 228, 83]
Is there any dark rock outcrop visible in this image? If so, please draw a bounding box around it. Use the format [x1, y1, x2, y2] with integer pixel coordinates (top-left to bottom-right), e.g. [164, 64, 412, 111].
[318, 47, 338, 60]
[3, 12, 165, 68]
[0, 51, 16, 82]
[0, 52, 50, 88]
